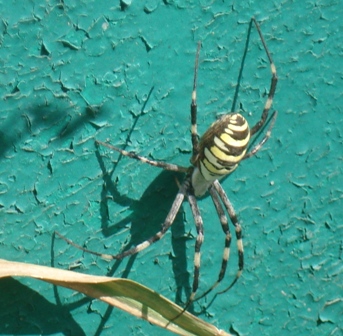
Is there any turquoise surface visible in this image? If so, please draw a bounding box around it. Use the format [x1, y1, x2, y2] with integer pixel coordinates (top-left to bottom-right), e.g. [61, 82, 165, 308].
[1, 1, 342, 335]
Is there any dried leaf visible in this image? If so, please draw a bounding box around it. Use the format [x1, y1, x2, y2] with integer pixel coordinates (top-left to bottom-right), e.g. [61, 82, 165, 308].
[0, 259, 231, 336]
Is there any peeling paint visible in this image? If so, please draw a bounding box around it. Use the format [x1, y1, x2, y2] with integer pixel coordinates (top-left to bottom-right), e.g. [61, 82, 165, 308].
[0, 1, 342, 336]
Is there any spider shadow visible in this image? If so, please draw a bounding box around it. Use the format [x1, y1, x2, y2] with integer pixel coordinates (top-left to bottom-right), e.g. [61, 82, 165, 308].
[0, 277, 89, 335]
[93, 86, 191, 299]
[231, 18, 254, 113]
[92, 86, 191, 299]
[87, 157, 194, 335]
[96, 151, 192, 303]
[53, 88, 194, 334]
[52, 143, 193, 334]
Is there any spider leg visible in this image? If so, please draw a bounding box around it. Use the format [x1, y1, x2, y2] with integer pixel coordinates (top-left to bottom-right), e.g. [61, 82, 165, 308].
[55, 178, 189, 260]
[176, 186, 204, 314]
[249, 17, 278, 136]
[190, 41, 201, 163]
[96, 140, 189, 173]
[212, 180, 243, 293]
[187, 190, 204, 302]
[193, 183, 232, 301]
[243, 110, 277, 160]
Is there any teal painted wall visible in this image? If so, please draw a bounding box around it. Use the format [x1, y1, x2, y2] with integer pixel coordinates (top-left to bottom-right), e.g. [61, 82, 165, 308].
[1, 1, 342, 335]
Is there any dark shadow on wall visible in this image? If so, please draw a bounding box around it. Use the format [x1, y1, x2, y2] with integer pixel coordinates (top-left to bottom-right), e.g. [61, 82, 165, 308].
[0, 277, 88, 335]
[0, 97, 111, 159]
[0, 97, 118, 335]
[90, 168, 193, 336]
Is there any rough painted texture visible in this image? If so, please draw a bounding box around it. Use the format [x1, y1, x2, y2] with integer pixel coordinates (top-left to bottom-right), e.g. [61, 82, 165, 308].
[0, 1, 342, 335]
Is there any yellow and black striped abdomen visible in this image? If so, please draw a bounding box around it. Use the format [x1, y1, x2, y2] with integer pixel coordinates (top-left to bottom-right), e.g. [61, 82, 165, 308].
[196, 113, 250, 182]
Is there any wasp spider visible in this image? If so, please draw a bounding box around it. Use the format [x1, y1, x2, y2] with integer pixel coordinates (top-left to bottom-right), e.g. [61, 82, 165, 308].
[57, 17, 277, 309]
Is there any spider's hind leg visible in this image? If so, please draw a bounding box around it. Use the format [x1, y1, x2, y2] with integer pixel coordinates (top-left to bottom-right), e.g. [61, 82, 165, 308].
[212, 180, 244, 292]
[178, 178, 243, 313]
[186, 190, 205, 305]
[192, 183, 233, 302]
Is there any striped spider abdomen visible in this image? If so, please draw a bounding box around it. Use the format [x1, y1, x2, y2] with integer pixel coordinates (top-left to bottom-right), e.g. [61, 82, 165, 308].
[191, 113, 250, 197]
